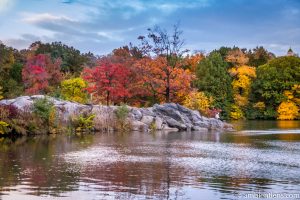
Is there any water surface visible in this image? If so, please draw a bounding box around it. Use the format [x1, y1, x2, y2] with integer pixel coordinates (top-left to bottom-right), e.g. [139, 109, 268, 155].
[1, 120, 300, 199]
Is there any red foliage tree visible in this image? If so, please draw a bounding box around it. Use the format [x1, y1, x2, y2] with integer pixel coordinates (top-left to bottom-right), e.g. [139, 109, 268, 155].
[82, 61, 131, 105]
[22, 65, 49, 95]
[22, 54, 62, 95]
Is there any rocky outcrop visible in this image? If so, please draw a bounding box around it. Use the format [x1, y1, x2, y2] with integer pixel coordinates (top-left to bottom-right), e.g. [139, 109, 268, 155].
[0, 95, 234, 132]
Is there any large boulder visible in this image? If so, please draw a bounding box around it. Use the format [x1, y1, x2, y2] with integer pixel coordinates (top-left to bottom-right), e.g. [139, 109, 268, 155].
[0, 95, 234, 132]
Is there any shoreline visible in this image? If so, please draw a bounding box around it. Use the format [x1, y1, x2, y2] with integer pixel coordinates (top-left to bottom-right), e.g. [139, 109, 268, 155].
[0, 95, 234, 135]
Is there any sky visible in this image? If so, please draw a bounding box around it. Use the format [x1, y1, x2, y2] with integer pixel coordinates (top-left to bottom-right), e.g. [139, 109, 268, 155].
[0, 0, 299, 56]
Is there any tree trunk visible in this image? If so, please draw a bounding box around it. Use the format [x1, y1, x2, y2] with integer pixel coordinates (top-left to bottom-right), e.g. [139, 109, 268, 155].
[106, 91, 110, 106]
[166, 72, 170, 103]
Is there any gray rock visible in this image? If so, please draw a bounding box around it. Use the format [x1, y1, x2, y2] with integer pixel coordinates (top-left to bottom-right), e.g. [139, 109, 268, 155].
[131, 108, 142, 120]
[131, 121, 148, 132]
[154, 116, 164, 130]
[11, 96, 33, 110]
[141, 115, 154, 125]
[162, 125, 179, 132]
[0, 95, 234, 132]
[140, 108, 155, 116]
[166, 118, 187, 130]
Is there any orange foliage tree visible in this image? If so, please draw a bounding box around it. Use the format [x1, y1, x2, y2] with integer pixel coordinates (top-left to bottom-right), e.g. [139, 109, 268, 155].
[183, 53, 204, 72]
[137, 24, 193, 103]
[135, 56, 194, 103]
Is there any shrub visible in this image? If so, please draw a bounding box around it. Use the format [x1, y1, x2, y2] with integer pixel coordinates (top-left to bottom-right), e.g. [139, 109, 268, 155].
[0, 86, 3, 100]
[11, 106, 45, 135]
[230, 105, 244, 120]
[93, 107, 116, 132]
[277, 101, 299, 120]
[0, 121, 10, 135]
[115, 104, 131, 131]
[33, 98, 54, 122]
[0, 105, 18, 119]
[70, 112, 95, 132]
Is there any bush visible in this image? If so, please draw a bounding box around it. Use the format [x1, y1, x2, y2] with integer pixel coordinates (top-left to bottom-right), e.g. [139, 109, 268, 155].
[230, 105, 244, 120]
[33, 98, 54, 122]
[70, 112, 95, 132]
[0, 121, 10, 135]
[115, 104, 131, 131]
[0, 105, 19, 135]
[0, 86, 3, 100]
[277, 101, 299, 120]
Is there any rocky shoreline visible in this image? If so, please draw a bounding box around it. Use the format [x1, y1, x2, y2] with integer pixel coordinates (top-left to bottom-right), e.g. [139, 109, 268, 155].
[0, 95, 234, 132]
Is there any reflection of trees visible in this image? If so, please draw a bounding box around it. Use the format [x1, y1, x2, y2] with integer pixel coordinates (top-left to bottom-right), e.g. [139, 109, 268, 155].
[0, 135, 86, 196]
[1, 127, 300, 199]
[277, 121, 300, 129]
[197, 176, 272, 195]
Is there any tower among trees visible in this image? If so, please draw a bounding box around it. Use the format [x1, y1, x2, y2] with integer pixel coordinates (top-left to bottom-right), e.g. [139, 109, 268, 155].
[287, 47, 295, 56]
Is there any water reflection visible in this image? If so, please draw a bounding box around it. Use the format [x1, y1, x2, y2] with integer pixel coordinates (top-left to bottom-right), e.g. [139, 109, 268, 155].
[0, 121, 300, 199]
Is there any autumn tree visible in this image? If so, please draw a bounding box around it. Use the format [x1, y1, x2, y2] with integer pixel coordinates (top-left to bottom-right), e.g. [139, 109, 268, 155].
[0, 43, 16, 98]
[61, 78, 88, 103]
[252, 56, 300, 119]
[183, 53, 204, 72]
[183, 91, 213, 115]
[226, 49, 256, 119]
[247, 46, 275, 67]
[137, 24, 192, 103]
[277, 101, 299, 120]
[22, 65, 49, 95]
[135, 56, 193, 104]
[82, 61, 131, 105]
[31, 41, 94, 74]
[22, 54, 62, 95]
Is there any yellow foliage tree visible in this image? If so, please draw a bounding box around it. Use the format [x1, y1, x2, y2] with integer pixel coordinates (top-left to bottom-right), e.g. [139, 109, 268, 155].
[61, 78, 88, 104]
[230, 105, 244, 120]
[183, 91, 213, 115]
[277, 101, 299, 120]
[227, 50, 256, 119]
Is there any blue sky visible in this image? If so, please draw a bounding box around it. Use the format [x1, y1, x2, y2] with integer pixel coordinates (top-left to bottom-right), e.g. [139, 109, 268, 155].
[0, 0, 299, 56]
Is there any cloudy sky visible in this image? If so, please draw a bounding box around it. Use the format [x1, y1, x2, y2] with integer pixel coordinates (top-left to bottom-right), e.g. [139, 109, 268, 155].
[0, 0, 299, 55]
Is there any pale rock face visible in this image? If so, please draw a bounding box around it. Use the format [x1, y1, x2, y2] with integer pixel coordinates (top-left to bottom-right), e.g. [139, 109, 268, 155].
[154, 116, 164, 130]
[141, 116, 154, 125]
[0, 95, 234, 132]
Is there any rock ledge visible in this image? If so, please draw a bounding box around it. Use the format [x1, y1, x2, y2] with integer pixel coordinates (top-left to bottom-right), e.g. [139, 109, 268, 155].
[0, 95, 234, 132]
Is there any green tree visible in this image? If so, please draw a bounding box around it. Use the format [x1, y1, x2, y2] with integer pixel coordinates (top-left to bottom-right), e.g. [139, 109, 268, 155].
[195, 52, 233, 118]
[61, 78, 88, 103]
[247, 46, 275, 67]
[252, 56, 300, 118]
[31, 41, 93, 74]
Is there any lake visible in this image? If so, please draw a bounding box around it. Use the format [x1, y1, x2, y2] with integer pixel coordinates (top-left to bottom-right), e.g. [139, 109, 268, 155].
[1, 121, 300, 200]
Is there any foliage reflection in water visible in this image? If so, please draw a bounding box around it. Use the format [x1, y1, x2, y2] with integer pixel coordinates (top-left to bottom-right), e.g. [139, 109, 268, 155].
[0, 121, 300, 199]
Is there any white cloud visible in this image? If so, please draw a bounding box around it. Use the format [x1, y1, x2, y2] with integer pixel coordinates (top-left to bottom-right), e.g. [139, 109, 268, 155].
[0, 0, 15, 13]
[22, 13, 76, 24]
